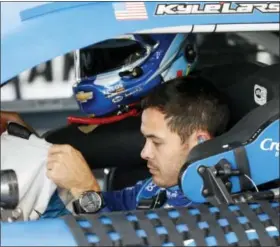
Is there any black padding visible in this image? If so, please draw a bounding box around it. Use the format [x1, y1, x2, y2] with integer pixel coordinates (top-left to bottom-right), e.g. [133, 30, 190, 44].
[238, 203, 274, 246]
[64, 201, 280, 246]
[258, 201, 280, 230]
[64, 215, 91, 246]
[45, 116, 145, 170]
[198, 204, 229, 246]
[109, 213, 144, 246]
[202, 63, 279, 129]
[218, 204, 251, 246]
[155, 210, 185, 246]
[176, 207, 207, 246]
[222, 63, 280, 128]
[200, 62, 265, 89]
[85, 215, 115, 246]
[133, 210, 163, 246]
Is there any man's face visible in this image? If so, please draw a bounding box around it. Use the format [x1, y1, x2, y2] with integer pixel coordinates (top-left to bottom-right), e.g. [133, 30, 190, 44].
[140, 108, 192, 188]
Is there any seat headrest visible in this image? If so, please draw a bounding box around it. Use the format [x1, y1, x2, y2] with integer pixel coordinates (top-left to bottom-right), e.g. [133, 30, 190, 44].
[201, 63, 280, 128]
[186, 97, 279, 164]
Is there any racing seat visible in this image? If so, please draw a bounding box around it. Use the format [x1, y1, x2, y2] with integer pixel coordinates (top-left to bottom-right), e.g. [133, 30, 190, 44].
[180, 97, 279, 204]
[106, 63, 279, 191]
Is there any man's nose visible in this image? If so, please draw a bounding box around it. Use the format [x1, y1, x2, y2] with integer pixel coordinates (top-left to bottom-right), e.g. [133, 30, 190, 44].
[141, 141, 154, 160]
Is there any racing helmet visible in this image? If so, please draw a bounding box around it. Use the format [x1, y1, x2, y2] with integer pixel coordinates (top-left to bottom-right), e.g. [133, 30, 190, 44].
[73, 33, 197, 117]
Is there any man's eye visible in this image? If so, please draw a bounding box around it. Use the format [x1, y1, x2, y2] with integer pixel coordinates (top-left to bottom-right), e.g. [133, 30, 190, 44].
[153, 142, 162, 146]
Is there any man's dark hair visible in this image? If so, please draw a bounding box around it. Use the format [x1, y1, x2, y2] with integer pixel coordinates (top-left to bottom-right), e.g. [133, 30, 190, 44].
[141, 76, 230, 142]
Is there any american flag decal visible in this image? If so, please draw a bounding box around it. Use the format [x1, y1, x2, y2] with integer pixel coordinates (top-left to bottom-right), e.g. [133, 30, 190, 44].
[113, 2, 148, 21]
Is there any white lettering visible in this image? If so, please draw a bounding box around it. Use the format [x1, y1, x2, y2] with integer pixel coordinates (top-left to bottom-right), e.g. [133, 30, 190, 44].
[177, 4, 192, 14]
[204, 4, 220, 14]
[146, 182, 157, 192]
[260, 138, 280, 157]
[254, 4, 270, 13]
[220, 3, 236, 13]
[237, 4, 254, 13]
[155, 3, 280, 15]
[155, 4, 177, 15]
[191, 4, 218, 14]
[260, 138, 273, 151]
[269, 3, 280, 12]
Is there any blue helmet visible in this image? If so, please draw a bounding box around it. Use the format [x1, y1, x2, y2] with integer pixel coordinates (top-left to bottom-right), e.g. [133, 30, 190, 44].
[73, 33, 197, 117]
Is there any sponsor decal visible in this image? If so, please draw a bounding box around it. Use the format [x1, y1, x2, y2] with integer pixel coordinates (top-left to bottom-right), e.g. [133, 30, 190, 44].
[75, 91, 93, 103]
[113, 2, 148, 21]
[155, 2, 279, 15]
[104, 83, 125, 97]
[260, 138, 279, 157]
[254, 84, 267, 106]
[124, 86, 142, 97]
[112, 95, 123, 103]
[146, 182, 157, 192]
[166, 190, 178, 199]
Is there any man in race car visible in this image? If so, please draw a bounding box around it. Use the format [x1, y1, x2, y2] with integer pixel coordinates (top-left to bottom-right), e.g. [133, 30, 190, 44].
[42, 76, 230, 216]
[0, 34, 229, 217]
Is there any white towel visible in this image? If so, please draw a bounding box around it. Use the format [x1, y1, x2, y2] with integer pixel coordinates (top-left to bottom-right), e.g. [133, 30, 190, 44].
[1, 131, 57, 221]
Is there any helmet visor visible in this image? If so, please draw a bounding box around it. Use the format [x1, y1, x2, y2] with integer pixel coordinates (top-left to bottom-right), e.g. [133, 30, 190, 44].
[75, 38, 149, 81]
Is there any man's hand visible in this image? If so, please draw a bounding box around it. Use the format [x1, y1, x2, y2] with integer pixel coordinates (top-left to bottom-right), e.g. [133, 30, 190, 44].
[0, 111, 34, 135]
[47, 144, 101, 198]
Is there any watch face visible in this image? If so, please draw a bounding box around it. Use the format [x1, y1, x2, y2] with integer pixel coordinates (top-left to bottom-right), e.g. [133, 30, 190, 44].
[80, 191, 102, 213]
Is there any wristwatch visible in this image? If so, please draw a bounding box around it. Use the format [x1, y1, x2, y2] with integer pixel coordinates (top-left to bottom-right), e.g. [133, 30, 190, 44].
[73, 191, 105, 214]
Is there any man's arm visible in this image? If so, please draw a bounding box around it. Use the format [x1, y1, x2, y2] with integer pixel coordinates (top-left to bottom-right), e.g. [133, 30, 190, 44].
[46, 144, 150, 213]
[100, 180, 146, 212]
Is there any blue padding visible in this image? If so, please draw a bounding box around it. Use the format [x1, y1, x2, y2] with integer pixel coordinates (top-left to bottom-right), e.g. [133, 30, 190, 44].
[126, 215, 138, 222]
[156, 226, 168, 235]
[136, 229, 147, 238]
[86, 233, 99, 244]
[225, 232, 238, 244]
[189, 208, 200, 216]
[168, 210, 180, 218]
[218, 219, 229, 227]
[266, 227, 279, 238]
[246, 230, 259, 240]
[176, 224, 188, 232]
[258, 213, 270, 221]
[209, 207, 219, 214]
[108, 232, 120, 241]
[237, 216, 248, 224]
[205, 236, 217, 246]
[146, 212, 159, 220]
[250, 203, 261, 209]
[162, 242, 175, 246]
[99, 216, 112, 225]
[78, 220, 91, 228]
[271, 202, 279, 208]
[229, 205, 240, 212]
[198, 221, 209, 229]
[1, 219, 77, 246]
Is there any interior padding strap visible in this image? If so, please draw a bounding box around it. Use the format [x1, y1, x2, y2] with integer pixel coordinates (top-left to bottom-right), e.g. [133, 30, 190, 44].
[234, 146, 252, 191]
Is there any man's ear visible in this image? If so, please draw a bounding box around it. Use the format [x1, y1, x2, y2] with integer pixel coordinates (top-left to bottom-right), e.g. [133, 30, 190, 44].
[187, 130, 211, 150]
[196, 131, 211, 145]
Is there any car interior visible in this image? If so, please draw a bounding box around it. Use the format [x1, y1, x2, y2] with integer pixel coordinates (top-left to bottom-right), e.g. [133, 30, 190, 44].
[45, 62, 280, 193]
